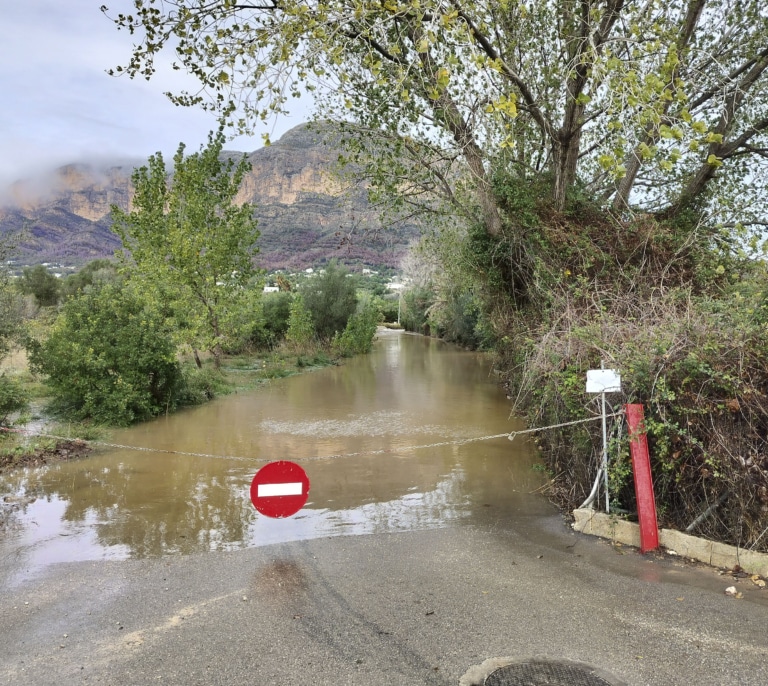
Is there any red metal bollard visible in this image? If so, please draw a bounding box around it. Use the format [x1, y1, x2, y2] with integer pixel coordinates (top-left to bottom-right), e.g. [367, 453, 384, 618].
[625, 404, 659, 553]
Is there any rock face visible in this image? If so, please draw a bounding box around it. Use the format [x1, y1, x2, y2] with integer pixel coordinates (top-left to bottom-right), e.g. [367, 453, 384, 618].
[0, 123, 417, 270]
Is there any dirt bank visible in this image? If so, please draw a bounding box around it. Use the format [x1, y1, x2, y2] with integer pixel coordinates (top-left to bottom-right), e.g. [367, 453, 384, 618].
[0, 438, 91, 475]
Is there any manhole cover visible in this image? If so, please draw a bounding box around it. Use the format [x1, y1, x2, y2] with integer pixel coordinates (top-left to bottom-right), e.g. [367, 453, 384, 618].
[484, 659, 616, 686]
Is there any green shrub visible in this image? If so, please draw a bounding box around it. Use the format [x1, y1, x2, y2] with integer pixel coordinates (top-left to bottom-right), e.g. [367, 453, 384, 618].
[248, 291, 293, 349]
[27, 284, 183, 425]
[400, 286, 433, 334]
[285, 293, 315, 351]
[503, 273, 768, 549]
[301, 261, 358, 340]
[0, 374, 28, 426]
[176, 366, 229, 405]
[378, 296, 399, 324]
[333, 297, 380, 357]
[18, 265, 60, 307]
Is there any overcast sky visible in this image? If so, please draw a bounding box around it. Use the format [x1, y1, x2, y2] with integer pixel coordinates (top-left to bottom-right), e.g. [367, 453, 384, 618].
[0, 1, 312, 187]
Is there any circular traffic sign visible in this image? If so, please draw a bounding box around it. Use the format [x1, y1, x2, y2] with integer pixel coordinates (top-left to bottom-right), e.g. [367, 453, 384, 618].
[250, 461, 310, 518]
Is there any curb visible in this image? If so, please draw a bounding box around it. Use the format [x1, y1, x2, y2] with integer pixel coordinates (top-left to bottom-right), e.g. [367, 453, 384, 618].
[572, 508, 768, 576]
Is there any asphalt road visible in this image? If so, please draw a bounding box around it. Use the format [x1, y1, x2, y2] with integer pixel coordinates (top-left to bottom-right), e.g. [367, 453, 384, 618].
[1, 512, 767, 686]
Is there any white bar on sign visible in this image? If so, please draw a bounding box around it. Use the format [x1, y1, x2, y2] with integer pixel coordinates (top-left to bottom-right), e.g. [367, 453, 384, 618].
[258, 482, 303, 497]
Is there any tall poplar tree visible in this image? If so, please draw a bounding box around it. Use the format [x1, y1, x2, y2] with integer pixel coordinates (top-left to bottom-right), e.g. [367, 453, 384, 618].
[112, 130, 261, 368]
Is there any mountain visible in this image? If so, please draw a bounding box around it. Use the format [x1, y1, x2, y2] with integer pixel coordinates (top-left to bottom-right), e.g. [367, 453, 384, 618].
[0, 123, 418, 271]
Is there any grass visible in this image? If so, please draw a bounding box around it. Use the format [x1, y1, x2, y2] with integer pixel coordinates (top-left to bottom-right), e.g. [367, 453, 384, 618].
[217, 345, 338, 389]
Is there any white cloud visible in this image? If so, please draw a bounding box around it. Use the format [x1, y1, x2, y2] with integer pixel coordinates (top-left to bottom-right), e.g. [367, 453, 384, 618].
[0, 0, 313, 186]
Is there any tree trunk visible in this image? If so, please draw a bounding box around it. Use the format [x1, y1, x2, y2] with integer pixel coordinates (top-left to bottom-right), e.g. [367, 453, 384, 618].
[193, 349, 202, 369]
[553, 125, 583, 211]
[212, 345, 222, 370]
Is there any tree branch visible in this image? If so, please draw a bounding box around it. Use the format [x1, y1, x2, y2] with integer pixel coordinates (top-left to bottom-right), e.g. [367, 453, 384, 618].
[720, 117, 768, 159]
[612, 0, 707, 211]
[452, 5, 554, 140]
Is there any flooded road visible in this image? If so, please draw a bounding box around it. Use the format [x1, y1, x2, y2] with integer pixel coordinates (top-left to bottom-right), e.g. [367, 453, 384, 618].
[1, 331, 550, 579]
[4, 332, 768, 686]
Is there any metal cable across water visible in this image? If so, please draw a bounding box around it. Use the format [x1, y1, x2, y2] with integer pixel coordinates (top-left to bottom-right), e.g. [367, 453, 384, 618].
[1, 411, 624, 465]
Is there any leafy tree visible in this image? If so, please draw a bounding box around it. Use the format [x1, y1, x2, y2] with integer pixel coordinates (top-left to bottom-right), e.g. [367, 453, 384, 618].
[401, 286, 434, 335]
[285, 293, 315, 351]
[27, 284, 183, 425]
[0, 260, 23, 364]
[333, 295, 380, 356]
[19, 265, 60, 307]
[377, 295, 399, 324]
[112, 130, 261, 368]
[0, 283, 27, 426]
[301, 261, 358, 340]
[0, 237, 28, 426]
[61, 259, 120, 299]
[254, 290, 294, 349]
[110, 1, 768, 244]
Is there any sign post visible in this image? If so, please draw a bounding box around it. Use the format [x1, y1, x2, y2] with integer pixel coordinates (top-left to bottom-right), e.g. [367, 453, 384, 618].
[625, 404, 659, 552]
[250, 461, 310, 518]
[585, 367, 621, 513]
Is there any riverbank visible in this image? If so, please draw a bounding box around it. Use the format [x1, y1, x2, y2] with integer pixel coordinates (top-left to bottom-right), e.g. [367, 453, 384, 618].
[0, 438, 91, 475]
[0, 344, 345, 470]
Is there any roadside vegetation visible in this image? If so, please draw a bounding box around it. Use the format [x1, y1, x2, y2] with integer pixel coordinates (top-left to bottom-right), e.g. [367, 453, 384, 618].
[397, 185, 768, 551]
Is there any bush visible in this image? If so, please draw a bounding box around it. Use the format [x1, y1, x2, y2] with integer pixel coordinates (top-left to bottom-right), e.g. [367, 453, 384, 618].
[176, 366, 229, 405]
[301, 261, 357, 340]
[378, 296, 399, 324]
[400, 286, 433, 334]
[285, 293, 315, 351]
[433, 290, 486, 349]
[501, 256, 768, 550]
[333, 297, 380, 357]
[0, 374, 28, 426]
[19, 265, 60, 307]
[248, 291, 293, 349]
[27, 284, 183, 425]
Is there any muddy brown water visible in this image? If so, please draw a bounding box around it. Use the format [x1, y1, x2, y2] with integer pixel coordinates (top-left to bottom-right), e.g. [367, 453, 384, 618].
[0, 331, 551, 581]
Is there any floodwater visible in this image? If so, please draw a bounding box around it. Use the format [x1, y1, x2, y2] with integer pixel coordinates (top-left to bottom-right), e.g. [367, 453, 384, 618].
[0, 331, 550, 581]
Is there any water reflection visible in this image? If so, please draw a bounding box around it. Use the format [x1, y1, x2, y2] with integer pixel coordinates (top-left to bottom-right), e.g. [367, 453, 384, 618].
[0, 332, 546, 579]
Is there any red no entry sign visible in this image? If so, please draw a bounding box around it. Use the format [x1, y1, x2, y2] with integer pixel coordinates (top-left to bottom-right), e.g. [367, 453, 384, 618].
[250, 461, 310, 518]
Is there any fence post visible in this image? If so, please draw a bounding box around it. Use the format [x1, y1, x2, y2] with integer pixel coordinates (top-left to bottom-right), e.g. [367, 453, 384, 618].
[625, 404, 659, 553]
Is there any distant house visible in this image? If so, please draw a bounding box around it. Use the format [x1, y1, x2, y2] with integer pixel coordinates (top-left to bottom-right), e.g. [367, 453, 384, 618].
[263, 286, 280, 293]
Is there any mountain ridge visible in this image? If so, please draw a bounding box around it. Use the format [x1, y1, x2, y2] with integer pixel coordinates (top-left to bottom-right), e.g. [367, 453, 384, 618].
[0, 123, 417, 270]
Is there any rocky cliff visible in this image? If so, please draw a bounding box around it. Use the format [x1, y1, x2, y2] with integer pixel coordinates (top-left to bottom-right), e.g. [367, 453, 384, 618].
[0, 123, 417, 270]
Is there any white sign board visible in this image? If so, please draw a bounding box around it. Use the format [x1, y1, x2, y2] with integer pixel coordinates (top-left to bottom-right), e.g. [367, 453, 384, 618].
[586, 369, 621, 393]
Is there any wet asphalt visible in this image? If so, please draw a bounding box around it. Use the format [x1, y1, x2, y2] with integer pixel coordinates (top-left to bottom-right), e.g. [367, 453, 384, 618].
[1, 513, 767, 686]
